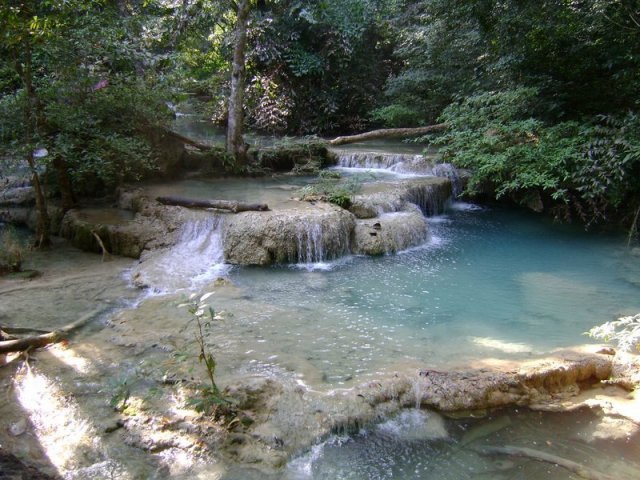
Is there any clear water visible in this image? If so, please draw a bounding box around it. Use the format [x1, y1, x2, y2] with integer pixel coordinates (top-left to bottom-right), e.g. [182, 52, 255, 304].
[284, 408, 640, 480]
[223, 202, 640, 381]
[146, 176, 316, 210]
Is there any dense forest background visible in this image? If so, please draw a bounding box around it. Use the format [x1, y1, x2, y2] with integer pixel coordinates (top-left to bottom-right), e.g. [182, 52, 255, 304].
[1, 0, 639, 239]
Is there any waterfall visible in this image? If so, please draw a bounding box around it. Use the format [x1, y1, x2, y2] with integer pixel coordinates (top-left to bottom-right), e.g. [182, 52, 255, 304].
[290, 216, 351, 267]
[402, 182, 452, 216]
[294, 220, 325, 264]
[135, 215, 228, 291]
[337, 152, 426, 171]
[431, 163, 463, 197]
[335, 151, 464, 198]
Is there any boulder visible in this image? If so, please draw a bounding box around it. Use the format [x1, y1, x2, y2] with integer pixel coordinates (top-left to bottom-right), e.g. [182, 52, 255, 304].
[58, 205, 180, 259]
[351, 206, 428, 255]
[0, 185, 34, 207]
[223, 203, 354, 265]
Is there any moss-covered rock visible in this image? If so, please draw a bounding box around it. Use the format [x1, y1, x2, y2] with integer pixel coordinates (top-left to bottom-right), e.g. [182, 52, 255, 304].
[256, 140, 334, 173]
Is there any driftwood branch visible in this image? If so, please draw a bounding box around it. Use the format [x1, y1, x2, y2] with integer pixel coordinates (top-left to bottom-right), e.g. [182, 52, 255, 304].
[476, 445, 620, 480]
[0, 307, 104, 354]
[1, 326, 50, 335]
[164, 129, 214, 151]
[329, 124, 447, 146]
[156, 195, 269, 212]
[91, 231, 111, 262]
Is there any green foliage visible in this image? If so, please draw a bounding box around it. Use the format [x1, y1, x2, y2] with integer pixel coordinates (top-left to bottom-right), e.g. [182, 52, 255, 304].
[242, 0, 398, 134]
[0, 1, 172, 198]
[587, 314, 640, 353]
[299, 171, 363, 209]
[376, 0, 640, 127]
[432, 89, 640, 224]
[178, 292, 228, 414]
[106, 375, 133, 412]
[370, 104, 422, 128]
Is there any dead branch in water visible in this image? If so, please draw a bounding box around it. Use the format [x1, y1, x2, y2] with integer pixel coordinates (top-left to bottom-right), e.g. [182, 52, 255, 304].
[0, 307, 104, 354]
[329, 124, 447, 146]
[156, 195, 269, 212]
[91, 231, 111, 262]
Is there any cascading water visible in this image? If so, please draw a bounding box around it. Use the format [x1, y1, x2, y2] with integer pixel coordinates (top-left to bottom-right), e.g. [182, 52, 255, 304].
[431, 163, 463, 197]
[290, 215, 351, 268]
[335, 151, 463, 196]
[337, 152, 426, 170]
[402, 182, 452, 216]
[135, 214, 228, 291]
[294, 220, 325, 264]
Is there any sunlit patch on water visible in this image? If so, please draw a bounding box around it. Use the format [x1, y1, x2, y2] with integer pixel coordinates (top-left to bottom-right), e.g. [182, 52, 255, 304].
[470, 336, 534, 354]
[15, 366, 101, 473]
[47, 344, 92, 374]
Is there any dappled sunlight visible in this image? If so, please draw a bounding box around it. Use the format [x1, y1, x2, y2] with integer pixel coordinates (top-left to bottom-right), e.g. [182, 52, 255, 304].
[469, 336, 533, 354]
[15, 365, 98, 473]
[47, 343, 92, 374]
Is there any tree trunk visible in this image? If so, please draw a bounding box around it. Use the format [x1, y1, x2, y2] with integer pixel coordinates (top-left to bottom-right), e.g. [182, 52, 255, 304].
[156, 195, 269, 212]
[22, 33, 50, 248]
[53, 156, 77, 212]
[329, 124, 447, 146]
[226, 0, 250, 166]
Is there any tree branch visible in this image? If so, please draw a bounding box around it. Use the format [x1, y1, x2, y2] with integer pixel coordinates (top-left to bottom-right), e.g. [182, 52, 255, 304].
[0, 307, 104, 354]
[329, 124, 447, 146]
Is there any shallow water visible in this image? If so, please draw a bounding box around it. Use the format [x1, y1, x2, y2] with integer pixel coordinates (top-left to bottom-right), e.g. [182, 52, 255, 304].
[284, 407, 640, 480]
[146, 176, 315, 210]
[219, 203, 640, 383]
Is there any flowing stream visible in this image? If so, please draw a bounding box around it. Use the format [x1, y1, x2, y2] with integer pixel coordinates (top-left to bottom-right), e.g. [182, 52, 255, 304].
[2, 135, 640, 479]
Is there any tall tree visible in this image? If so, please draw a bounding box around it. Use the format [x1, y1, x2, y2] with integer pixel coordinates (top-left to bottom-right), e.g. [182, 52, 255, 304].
[226, 0, 251, 164]
[0, 0, 51, 247]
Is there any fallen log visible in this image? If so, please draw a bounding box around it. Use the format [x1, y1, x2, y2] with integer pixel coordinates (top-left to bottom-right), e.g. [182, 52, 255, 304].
[156, 195, 269, 212]
[476, 445, 620, 480]
[0, 307, 104, 354]
[329, 124, 447, 146]
[164, 129, 215, 151]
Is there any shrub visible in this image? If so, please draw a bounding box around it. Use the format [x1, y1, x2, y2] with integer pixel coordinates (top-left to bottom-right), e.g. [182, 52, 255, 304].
[430, 89, 640, 226]
[299, 172, 362, 209]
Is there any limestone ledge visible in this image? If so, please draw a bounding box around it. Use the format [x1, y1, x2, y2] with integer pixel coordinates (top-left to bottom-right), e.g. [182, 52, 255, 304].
[110, 345, 638, 473]
[2, 175, 454, 266]
[210, 346, 638, 470]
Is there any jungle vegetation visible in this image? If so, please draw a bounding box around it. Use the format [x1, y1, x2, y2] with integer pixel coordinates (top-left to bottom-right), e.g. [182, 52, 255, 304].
[1, 0, 639, 243]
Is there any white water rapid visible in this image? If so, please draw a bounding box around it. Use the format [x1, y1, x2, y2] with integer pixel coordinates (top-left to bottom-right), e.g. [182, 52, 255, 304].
[134, 214, 229, 292]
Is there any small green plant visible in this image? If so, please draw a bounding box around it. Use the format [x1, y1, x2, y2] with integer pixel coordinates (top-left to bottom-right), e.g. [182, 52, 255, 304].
[587, 314, 640, 353]
[178, 292, 228, 413]
[106, 375, 132, 412]
[299, 171, 363, 209]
